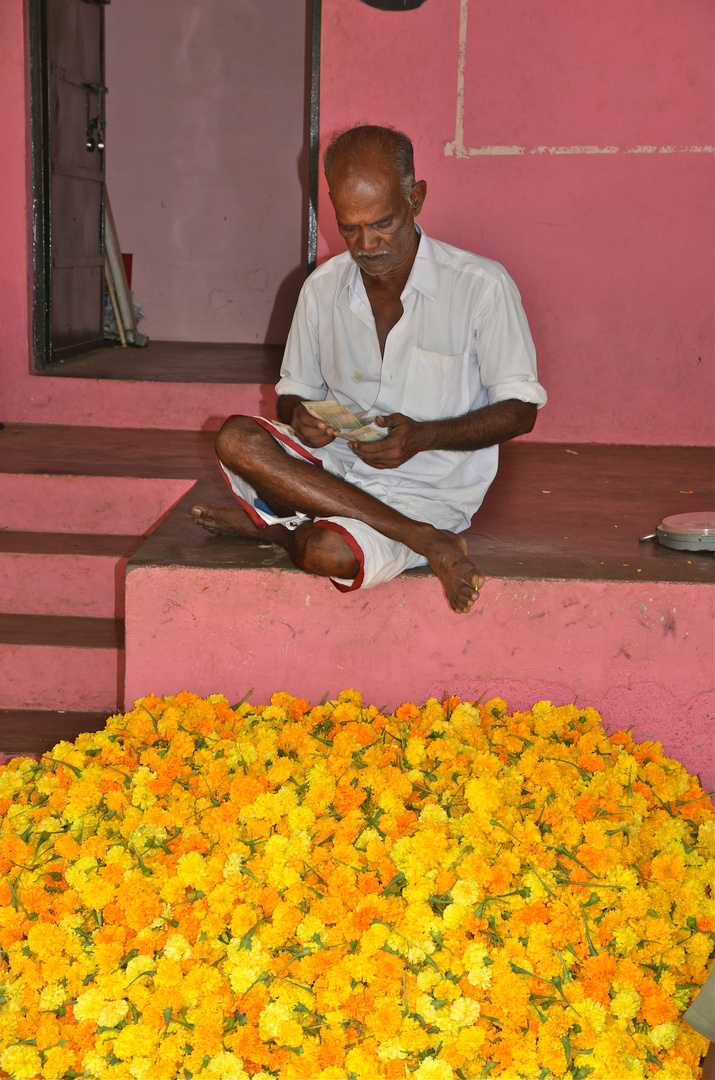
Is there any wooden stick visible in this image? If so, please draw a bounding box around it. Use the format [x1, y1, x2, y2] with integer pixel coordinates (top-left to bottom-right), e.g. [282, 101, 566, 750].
[104, 189, 136, 341]
[104, 258, 127, 347]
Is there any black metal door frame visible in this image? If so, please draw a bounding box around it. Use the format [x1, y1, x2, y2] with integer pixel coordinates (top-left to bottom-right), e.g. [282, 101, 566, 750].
[29, 0, 108, 370]
[29, 0, 51, 369]
[307, 0, 321, 274]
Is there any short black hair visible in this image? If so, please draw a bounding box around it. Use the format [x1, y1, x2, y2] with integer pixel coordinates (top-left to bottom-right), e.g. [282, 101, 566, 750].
[324, 124, 416, 203]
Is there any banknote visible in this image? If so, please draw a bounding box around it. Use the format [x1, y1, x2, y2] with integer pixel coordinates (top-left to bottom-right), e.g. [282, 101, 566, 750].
[302, 399, 364, 431]
[302, 400, 386, 441]
[340, 423, 387, 442]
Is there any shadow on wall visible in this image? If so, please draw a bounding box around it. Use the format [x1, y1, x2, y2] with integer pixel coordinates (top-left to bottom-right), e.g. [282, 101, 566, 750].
[263, 141, 312, 346]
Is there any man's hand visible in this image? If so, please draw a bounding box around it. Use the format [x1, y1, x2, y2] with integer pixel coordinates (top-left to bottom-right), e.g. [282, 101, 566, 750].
[279, 397, 338, 448]
[350, 413, 425, 469]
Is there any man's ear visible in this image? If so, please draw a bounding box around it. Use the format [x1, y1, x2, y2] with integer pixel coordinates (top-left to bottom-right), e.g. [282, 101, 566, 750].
[410, 180, 427, 216]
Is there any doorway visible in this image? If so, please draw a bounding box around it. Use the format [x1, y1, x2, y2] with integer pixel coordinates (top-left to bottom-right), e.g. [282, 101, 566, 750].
[30, 0, 320, 373]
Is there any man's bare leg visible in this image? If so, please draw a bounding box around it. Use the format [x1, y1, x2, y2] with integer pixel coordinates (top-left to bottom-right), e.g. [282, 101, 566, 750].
[191, 416, 485, 613]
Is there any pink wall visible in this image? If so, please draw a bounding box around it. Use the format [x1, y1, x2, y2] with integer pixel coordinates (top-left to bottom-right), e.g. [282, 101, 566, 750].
[0, 0, 712, 440]
[105, 0, 308, 345]
[317, 0, 714, 445]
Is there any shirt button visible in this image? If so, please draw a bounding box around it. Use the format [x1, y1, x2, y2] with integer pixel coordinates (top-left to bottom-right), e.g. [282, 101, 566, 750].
[354, 371, 362, 382]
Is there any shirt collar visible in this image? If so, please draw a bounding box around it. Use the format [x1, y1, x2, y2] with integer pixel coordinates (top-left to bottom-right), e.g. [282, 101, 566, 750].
[340, 224, 439, 305]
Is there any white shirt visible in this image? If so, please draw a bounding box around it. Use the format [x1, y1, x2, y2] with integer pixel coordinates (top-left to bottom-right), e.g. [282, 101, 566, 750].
[275, 229, 547, 532]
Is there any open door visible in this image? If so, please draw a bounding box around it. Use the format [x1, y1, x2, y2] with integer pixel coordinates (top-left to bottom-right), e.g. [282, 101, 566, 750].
[30, 0, 108, 367]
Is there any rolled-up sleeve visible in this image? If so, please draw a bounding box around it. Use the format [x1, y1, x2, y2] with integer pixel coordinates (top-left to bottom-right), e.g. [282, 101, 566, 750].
[475, 270, 547, 409]
[275, 282, 328, 402]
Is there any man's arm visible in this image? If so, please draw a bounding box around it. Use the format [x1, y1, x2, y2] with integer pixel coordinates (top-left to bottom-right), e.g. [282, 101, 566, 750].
[351, 399, 537, 470]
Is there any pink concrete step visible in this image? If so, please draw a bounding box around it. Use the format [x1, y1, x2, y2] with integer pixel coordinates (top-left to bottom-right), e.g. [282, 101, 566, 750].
[0, 475, 194, 534]
[0, 614, 123, 712]
[0, 533, 141, 617]
[123, 450, 715, 793]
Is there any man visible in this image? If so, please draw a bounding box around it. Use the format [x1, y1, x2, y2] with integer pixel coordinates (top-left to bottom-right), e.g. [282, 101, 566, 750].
[191, 125, 546, 613]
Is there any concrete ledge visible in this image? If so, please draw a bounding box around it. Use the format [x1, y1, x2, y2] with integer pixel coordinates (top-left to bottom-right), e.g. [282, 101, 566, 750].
[124, 562, 713, 787]
[124, 443, 714, 789]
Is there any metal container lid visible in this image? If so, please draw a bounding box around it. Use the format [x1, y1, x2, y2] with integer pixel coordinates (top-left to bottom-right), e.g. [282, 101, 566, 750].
[656, 512, 715, 551]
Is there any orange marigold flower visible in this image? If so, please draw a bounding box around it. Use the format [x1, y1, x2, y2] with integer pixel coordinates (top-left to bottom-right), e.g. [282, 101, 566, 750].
[577, 752, 606, 773]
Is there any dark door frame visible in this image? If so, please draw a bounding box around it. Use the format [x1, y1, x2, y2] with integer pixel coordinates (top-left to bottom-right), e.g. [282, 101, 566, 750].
[28, 0, 52, 370]
[29, 0, 109, 370]
[308, 0, 321, 274]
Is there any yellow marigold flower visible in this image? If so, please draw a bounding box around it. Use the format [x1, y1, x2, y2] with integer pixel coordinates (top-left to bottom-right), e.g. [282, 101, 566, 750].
[377, 1036, 409, 1061]
[80, 876, 116, 909]
[205, 1050, 250, 1080]
[443, 902, 467, 929]
[176, 850, 209, 889]
[450, 997, 480, 1026]
[222, 850, 245, 880]
[38, 982, 66, 1012]
[578, 997, 607, 1035]
[610, 988, 642, 1020]
[81, 1050, 112, 1077]
[612, 926, 640, 955]
[163, 933, 193, 961]
[287, 805, 315, 836]
[73, 986, 107, 1024]
[649, 1021, 679, 1049]
[297, 912, 327, 945]
[344, 1046, 380, 1076]
[0, 1044, 42, 1080]
[225, 940, 270, 994]
[406, 736, 427, 766]
[74, 986, 130, 1027]
[606, 864, 639, 888]
[113, 1022, 159, 1060]
[451, 878, 480, 906]
[413, 1056, 455, 1078]
[64, 854, 99, 889]
[457, 1024, 485, 1056]
[41, 1045, 76, 1080]
[697, 818, 714, 850]
[258, 999, 293, 1039]
[26, 921, 67, 960]
[0, 769, 25, 798]
[126, 1055, 153, 1079]
[261, 704, 288, 724]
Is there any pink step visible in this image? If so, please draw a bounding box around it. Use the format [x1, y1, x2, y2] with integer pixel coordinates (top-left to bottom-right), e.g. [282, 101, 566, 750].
[125, 564, 715, 792]
[0, 615, 123, 712]
[0, 475, 194, 534]
[0, 534, 141, 618]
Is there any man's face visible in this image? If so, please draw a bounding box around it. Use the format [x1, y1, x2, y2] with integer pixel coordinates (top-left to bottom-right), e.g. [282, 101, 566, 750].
[328, 151, 426, 280]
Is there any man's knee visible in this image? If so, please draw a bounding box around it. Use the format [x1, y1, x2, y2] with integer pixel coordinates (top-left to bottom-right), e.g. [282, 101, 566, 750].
[297, 526, 359, 580]
[215, 415, 265, 467]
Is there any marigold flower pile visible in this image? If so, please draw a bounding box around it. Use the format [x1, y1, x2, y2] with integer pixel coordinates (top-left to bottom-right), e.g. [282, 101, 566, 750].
[0, 691, 713, 1080]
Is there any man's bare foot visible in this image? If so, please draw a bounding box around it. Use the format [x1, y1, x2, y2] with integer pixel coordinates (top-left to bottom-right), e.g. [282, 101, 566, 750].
[189, 504, 264, 539]
[425, 532, 485, 613]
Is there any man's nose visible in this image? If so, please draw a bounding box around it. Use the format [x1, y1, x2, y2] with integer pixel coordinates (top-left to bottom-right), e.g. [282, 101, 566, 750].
[356, 227, 380, 252]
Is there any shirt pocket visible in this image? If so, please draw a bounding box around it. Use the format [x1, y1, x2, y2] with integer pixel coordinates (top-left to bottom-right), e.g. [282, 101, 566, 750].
[401, 347, 471, 422]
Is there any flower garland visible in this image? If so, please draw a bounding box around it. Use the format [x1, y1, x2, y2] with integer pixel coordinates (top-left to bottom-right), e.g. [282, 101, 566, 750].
[0, 691, 712, 1080]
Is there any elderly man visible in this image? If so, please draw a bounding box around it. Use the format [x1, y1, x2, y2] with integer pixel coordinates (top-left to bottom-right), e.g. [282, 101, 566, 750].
[191, 125, 546, 613]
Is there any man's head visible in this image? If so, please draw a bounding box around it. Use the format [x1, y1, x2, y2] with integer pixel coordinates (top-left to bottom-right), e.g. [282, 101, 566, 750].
[324, 125, 426, 278]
